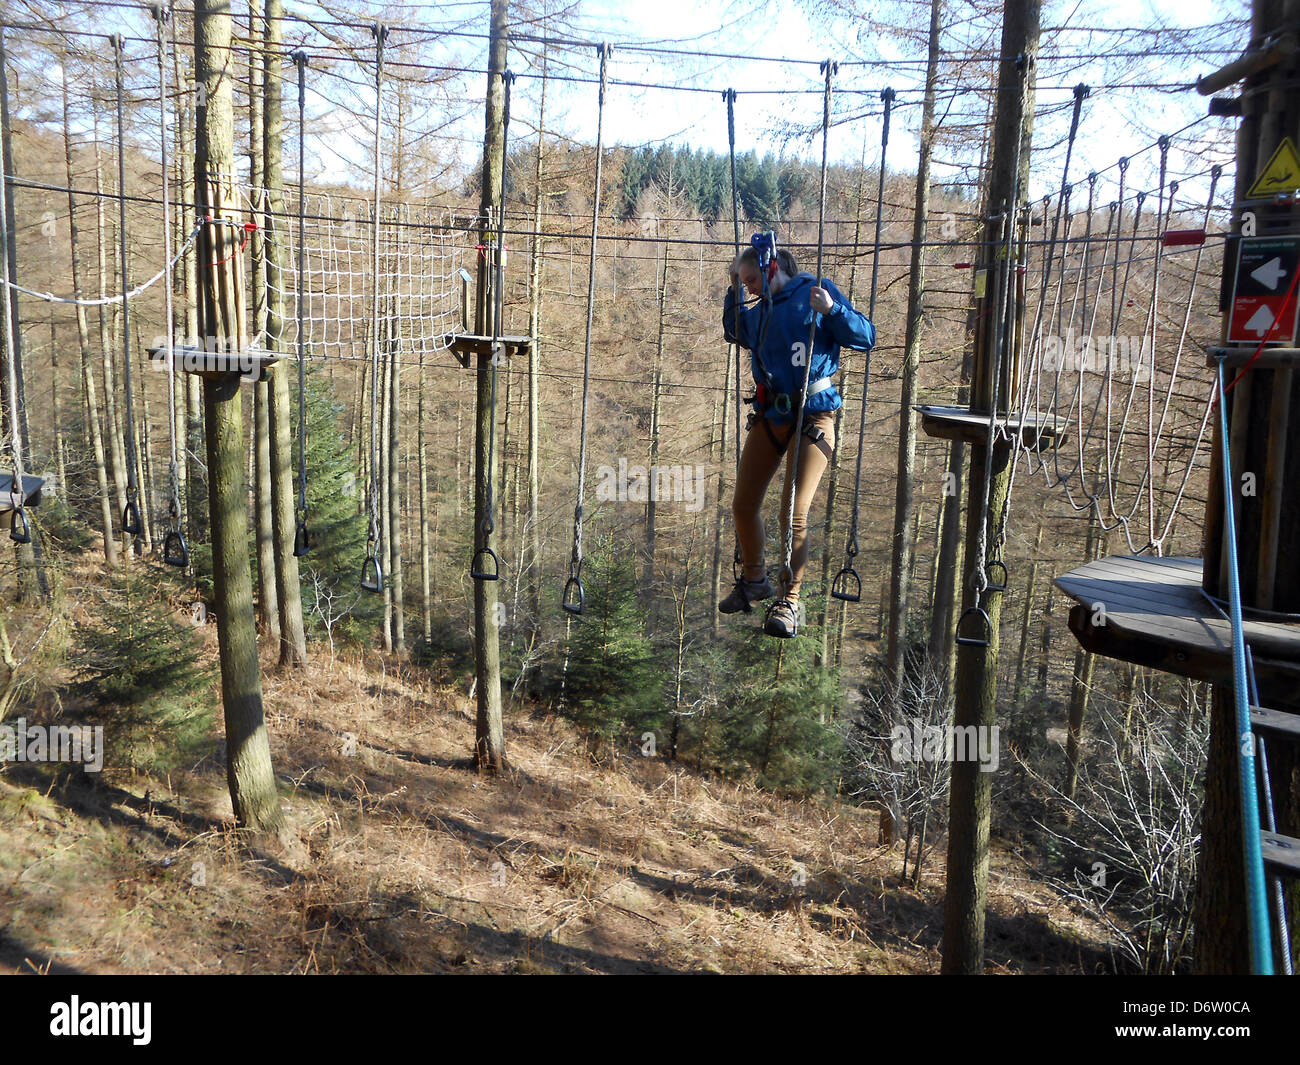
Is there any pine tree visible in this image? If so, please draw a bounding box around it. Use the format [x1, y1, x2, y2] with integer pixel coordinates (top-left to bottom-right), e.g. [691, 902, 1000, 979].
[293, 366, 375, 644]
[73, 568, 214, 770]
[558, 534, 663, 754]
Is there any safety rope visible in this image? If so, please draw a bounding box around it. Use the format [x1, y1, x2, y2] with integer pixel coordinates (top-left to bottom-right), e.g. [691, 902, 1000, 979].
[563, 43, 610, 616]
[1213, 355, 1273, 974]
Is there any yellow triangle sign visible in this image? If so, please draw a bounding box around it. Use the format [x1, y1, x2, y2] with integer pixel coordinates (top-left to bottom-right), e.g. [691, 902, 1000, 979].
[1248, 137, 1300, 197]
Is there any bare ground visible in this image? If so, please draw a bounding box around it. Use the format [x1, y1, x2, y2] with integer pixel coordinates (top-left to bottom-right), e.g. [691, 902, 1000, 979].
[0, 643, 1114, 975]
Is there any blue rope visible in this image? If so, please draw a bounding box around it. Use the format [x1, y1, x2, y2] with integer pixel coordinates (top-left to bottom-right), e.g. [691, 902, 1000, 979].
[1214, 357, 1273, 975]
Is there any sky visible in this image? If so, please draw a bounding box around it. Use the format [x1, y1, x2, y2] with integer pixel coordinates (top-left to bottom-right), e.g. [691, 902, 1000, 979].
[19, 0, 1248, 212]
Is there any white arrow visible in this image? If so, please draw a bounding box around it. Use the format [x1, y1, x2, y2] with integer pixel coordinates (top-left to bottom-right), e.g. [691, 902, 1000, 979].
[1246, 304, 1275, 336]
[1251, 256, 1287, 290]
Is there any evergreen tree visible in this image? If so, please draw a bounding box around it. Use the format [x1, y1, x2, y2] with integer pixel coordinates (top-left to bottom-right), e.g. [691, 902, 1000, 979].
[72, 567, 215, 771]
[558, 534, 663, 753]
[292, 366, 375, 644]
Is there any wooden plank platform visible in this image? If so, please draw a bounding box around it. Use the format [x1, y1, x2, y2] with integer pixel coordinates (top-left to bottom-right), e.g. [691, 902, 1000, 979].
[443, 333, 534, 368]
[148, 344, 279, 380]
[1053, 554, 1300, 710]
[0, 474, 44, 511]
[1263, 833, 1300, 876]
[916, 404, 1066, 451]
[1252, 705, 1300, 741]
[1207, 346, 1300, 369]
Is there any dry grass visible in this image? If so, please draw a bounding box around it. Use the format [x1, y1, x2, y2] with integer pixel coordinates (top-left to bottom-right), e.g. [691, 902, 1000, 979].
[0, 636, 1113, 975]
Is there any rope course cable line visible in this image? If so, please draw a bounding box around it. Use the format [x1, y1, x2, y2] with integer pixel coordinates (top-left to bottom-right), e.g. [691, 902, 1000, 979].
[561, 41, 609, 618]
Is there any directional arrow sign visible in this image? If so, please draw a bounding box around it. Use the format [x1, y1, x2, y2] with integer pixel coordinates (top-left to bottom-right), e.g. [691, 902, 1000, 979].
[1245, 304, 1275, 336]
[1229, 236, 1300, 345]
[1250, 256, 1287, 291]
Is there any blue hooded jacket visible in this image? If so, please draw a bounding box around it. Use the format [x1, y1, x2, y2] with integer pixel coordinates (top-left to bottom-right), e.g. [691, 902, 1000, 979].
[722, 272, 875, 426]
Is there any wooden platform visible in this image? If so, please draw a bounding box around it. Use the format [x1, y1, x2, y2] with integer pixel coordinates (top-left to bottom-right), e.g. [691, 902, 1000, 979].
[1053, 554, 1300, 709]
[0, 474, 43, 511]
[148, 344, 280, 380]
[916, 405, 1066, 450]
[443, 333, 534, 368]
[1207, 346, 1300, 369]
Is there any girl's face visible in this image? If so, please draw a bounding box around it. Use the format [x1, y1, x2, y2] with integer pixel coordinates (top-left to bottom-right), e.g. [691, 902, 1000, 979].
[738, 264, 764, 298]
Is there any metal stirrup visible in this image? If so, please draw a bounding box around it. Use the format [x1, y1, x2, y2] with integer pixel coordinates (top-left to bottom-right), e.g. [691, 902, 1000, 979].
[956, 606, 993, 648]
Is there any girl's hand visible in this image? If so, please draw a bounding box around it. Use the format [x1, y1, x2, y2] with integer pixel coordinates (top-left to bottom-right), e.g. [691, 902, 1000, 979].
[809, 286, 834, 314]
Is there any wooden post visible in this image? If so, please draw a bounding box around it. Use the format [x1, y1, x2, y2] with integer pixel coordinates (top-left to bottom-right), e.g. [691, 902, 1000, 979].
[940, 0, 1039, 975]
[472, 0, 510, 774]
[194, 0, 285, 839]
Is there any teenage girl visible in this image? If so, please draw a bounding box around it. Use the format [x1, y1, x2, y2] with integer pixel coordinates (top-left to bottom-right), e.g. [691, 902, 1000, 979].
[720, 236, 875, 637]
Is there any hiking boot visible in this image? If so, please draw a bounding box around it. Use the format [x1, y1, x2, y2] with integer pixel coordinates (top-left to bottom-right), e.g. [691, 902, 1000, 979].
[718, 574, 775, 614]
[764, 597, 800, 638]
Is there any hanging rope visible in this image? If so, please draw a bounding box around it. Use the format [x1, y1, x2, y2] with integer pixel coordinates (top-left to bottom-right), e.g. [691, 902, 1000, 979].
[562, 42, 609, 617]
[831, 85, 892, 603]
[965, 53, 1031, 630]
[471, 67, 513, 582]
[770, 58, 836, 618]
[723, 86, 745, 581]
[0, 35, 24, 544]
[152, 5, 187, 568]
[293, 48, 310, 558]
[112, 34, 143, 540]
[360, 23, 387, 593]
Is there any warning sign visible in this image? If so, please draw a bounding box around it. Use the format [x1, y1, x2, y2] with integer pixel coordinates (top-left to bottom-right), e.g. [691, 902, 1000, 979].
[1247, 137, 1300, 198]
[1228, 235, 1300, 345]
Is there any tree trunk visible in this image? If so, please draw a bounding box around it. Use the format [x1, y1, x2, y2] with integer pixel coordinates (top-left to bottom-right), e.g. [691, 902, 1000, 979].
[941, 0, 1040, 975]
[472, 0, 510, 774]
[195, 0, 286, 839]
